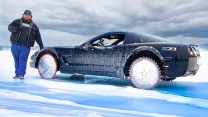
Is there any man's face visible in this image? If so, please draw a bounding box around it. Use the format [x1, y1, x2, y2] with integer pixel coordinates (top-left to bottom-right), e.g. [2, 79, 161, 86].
[23, 14, 32, 21]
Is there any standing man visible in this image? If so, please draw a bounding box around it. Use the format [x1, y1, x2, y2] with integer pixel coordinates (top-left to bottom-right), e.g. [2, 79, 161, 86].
[8, 10, 44, 79]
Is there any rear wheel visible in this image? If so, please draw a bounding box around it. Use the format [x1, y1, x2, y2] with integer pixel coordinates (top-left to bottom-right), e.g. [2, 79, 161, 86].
[38, 54, 57, 79]
[129, 57, 160, 89]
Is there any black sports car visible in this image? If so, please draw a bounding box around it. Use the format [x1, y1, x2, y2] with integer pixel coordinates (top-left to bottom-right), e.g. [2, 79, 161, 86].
[30, 31, 201, 89]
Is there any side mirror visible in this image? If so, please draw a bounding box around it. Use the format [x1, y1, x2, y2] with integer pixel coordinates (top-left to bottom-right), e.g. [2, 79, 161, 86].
[82, 43, 90, 50]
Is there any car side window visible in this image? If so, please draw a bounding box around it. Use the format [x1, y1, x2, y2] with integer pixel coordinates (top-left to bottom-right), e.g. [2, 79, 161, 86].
[91, 34, 125, 47]
[91, 39, 104, 46]
[101, 37, 120, 46]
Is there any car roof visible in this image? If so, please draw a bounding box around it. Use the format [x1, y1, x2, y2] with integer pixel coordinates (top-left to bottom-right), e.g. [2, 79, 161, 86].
[94, 31, 128, 38]
[81, 31, 172, 46]
[81, 31, 128, 44]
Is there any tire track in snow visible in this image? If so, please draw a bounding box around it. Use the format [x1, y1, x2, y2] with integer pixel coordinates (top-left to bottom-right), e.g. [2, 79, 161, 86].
[0, 89, 180, 117]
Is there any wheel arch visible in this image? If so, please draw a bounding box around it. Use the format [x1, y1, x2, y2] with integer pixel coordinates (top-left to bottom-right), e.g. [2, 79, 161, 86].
[124, 46, 165, 79]
[35, 48, 60, 70]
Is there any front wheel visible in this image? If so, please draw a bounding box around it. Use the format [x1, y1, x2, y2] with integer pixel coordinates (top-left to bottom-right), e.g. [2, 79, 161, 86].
[129, 57, 160, 89]
[38, 54, 57, 79]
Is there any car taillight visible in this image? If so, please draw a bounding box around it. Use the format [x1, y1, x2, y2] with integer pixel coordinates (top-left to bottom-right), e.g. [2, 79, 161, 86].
[188, 47, 197, 56]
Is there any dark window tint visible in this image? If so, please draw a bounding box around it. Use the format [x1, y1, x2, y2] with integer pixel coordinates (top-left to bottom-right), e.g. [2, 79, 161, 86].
[124, 32, 170, 44]
[90, 34, 125, 47]
[139, 33, 168, 42]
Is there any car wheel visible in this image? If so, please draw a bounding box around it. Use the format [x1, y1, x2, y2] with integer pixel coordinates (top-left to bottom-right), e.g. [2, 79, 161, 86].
[38, 54, 57, 79]
[129, 57, 160, 89]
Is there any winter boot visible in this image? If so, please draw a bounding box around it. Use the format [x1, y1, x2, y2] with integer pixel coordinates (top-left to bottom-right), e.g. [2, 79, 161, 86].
[17, 75, 24, 80]
[13, 75, 18, 79]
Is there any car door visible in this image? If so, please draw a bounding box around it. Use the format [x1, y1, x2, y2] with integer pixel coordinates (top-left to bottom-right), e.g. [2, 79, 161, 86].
[73, 33, 125, 77]
[73, 45, 123, 77]
[88, 45, 123, 76]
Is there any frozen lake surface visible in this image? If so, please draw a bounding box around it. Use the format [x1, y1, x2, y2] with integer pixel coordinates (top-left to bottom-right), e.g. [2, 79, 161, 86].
[0, 50, 208, 117]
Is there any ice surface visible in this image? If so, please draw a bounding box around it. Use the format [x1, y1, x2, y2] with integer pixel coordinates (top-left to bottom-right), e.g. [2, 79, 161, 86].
[0, 50, 208, 117]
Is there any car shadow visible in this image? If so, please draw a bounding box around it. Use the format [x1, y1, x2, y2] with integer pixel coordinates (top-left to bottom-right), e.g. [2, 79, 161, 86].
[53, 74, 133, 87]
[155, 81, 208, 99]
[41, 74, 208, 99]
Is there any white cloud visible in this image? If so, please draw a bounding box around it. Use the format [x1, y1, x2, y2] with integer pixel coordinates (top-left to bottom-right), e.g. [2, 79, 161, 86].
[1, 0, 208, 46]
[167, 35, 208, 44]
[39, 29, 90, 46]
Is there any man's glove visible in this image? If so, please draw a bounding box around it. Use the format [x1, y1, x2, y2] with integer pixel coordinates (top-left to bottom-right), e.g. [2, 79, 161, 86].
[16, 27, 22, 32]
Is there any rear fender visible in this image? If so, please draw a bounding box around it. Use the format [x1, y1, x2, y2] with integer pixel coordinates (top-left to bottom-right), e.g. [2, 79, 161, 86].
[124, 46, 164, 79]
[126, 46, 164, 62]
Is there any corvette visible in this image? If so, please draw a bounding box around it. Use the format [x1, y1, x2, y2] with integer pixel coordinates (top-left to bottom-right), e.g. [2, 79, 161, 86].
[30, 31, 201, 89]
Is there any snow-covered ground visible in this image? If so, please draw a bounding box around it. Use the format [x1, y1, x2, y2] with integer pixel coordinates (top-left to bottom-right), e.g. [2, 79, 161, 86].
[0, 50, 208, 117]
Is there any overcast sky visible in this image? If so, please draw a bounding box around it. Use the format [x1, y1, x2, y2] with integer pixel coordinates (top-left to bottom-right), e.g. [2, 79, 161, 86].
[0, 0, 208, 46]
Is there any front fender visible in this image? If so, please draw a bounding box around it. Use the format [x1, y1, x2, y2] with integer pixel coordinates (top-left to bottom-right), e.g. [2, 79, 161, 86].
[34, 48, 59, 68]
